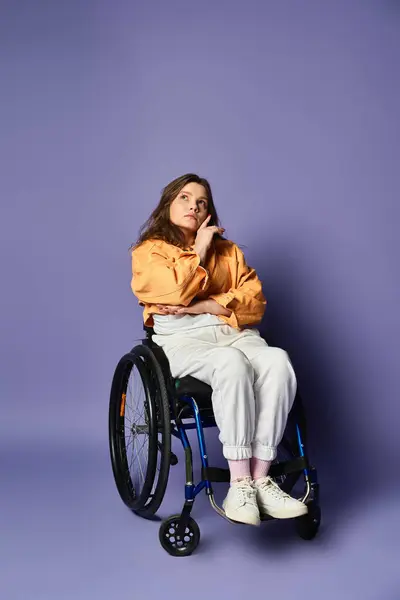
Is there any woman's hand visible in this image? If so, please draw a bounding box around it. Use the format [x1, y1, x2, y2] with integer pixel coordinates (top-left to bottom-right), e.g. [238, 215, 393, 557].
[194, 215, 225, 265]
[156, 299, 231, 317]
[156, 300, 211, 316]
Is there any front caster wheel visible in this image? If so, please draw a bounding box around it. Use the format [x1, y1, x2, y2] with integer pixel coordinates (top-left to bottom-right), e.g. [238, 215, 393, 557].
[295, 502, 321, 540]
[159, 515, 200, 556]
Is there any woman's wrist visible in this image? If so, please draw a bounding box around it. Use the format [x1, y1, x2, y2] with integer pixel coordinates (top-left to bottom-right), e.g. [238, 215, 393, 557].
[194, 245, 207, 265]
[206, 298, 231, 317]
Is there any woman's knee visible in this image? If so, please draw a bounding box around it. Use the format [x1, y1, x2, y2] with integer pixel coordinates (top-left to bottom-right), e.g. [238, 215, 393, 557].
[216, 347, 254, 381]
[267, 348, 297, 384]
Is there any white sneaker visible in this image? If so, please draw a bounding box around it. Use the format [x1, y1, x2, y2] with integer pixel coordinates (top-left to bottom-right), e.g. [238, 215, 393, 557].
[254, 476, 308, 519]
[222, 477, 261, 526]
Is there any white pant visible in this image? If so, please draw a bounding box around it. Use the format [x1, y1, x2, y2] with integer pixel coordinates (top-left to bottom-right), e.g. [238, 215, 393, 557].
[153, 323, 297, 461]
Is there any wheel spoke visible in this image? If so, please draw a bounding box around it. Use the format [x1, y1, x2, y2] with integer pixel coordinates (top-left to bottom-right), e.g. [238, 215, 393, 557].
[125, 435, 134, 451]
[133, 435, 146, 485]
[122, 364, 152, 494]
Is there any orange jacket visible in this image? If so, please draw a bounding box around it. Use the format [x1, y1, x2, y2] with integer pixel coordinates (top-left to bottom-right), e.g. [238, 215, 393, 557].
[131, 238, 266, 329]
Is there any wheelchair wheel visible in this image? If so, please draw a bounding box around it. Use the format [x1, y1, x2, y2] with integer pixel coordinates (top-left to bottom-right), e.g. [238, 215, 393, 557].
[295, 502, 321, 540]
[108, 345, 171, 518]
[159, 515, 200, 557]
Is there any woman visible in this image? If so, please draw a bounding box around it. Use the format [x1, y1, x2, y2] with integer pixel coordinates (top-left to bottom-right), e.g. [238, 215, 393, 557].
[130, 173, 307, 526]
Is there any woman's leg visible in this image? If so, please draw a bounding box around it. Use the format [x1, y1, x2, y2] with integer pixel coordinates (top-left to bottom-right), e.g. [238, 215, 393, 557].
[250, 456, 272, 480]
[154, 330, 260, 525]
[231, 332, 297, 465]
[158, 333, 256, 462]
[231, 332, 307, 518]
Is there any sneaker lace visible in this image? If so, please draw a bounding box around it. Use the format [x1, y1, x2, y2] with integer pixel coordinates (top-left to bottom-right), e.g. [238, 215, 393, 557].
[235, 480, 256, 505]
[258, 477, 289, 499]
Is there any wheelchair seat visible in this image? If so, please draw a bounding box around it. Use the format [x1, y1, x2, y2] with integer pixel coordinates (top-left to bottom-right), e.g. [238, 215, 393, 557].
[174, 375, 213, 417]
[143, 324, 214, 418]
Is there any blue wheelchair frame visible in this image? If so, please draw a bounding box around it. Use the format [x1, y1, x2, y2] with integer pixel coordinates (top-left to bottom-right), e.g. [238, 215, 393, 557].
[173, 393, 318, 538]
[176, 394, 310, 501]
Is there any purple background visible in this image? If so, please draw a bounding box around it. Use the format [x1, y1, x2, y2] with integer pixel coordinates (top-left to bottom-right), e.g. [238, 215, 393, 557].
[1, 1, 400, 598]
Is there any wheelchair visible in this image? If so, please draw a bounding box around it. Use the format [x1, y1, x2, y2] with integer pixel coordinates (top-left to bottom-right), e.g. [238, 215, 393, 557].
[108, 325, 321, 556]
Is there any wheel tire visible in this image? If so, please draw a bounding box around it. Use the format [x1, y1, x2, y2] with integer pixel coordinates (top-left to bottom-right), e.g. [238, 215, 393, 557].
[135, 345, 171, 519]
[108, 345, 171, 517]
[159, 515, 200, 557]
[295, 502, 321, 540]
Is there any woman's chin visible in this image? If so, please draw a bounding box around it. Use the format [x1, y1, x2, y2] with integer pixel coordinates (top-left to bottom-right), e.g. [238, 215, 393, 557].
[179, 223, 198, 232]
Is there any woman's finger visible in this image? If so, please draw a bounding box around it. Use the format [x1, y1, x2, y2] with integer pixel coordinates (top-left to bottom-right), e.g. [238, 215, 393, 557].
[199, 214, 212, 229]
[157, 305, 170, 313]
[157, 304, 186, 315]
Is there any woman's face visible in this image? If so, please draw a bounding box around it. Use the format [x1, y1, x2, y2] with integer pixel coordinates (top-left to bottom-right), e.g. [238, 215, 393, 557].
[169, 182, 209, 240]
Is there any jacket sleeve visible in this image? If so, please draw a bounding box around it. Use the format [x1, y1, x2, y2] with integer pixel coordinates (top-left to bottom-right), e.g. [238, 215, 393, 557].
[209, 245, 266, 328]
[131, 242, 209, 306]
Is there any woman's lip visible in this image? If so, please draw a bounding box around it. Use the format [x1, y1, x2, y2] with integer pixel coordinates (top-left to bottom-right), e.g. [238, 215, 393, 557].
[185, 215, 197, 220]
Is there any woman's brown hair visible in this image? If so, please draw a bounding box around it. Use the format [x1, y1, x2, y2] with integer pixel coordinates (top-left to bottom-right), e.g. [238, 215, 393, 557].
[130, 173, 223, 251]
